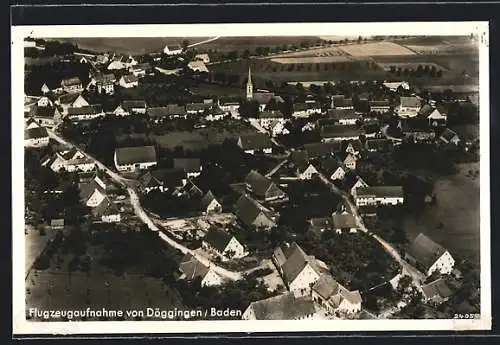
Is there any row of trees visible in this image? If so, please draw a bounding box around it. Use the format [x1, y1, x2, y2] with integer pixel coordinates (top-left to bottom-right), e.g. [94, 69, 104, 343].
[389, 65, 443, 78]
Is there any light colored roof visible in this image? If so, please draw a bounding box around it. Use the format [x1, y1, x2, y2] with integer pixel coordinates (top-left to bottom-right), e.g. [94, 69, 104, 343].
[121, 74, 139, 83]
[340, 288, 362, 305]
[61, 77, 82, 87]
[331, 212, 357, 229]
[400, 96, 420, 108]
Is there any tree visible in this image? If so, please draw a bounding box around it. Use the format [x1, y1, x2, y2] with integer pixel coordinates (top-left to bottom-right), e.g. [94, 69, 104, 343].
[436, 70, 443, 78]
[242, 49, 251, 59]
[182, 40, 190, 51]
[238, 100, 260, 118]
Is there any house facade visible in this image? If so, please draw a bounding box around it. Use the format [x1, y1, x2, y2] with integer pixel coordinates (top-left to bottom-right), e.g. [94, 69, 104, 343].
[311, 274, 362, 315]
[119, 75, 139, 88]
[405, 233, 455, 276]
[61, 77, 84, 93]
[202, 228, 247, 261]
[114, 145, 158, 172]
[24, 127, 50, 148]
[354, 186, 404, 206]
[397, 96, 421, 117]
[67, 105, 105, 121]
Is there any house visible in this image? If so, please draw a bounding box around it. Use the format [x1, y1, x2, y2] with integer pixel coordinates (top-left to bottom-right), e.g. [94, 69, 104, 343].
[308, 217, 335, 236]
[235, 194, 276, 230]
[28, 106, 63, 127]
[204, 108, 227, 121]
[113, 100, 148, 116]
[292, 102, 321, 118]
[421, 278, 453, 304]
[440, 128, 460, 145]
[244, 170, 287, 202]
[119, 74, 139, 88]
[173, 158, 202, 178]
[188, 60, 209, 73]
[195, 53, 210, 63]
[107, 59, 127, 70]
[24, 127, 49, 148]
[331, 212, 358, 233]
[405, 233, 455, 276]
[383, 81, 410, 91]
[25, 118, 40, 130]
[369, 100, 391, 113]
[354, 186, 404, 206]
[365, 138, 393, 152]
[61, 77, 84, 93]
[320, 124, 363, 142]
[319, 158, 346, 181]
[200, 190, 222, 213]
[79, 170, 107, 191]
[331, 95, 354, 110]
[178, 254, 223, 287]
[178, 180, 204, 198]
[164, 45, 183, 56]
[124, 55, 138, 69]
[56, 93, 90, 115]
[397, 96, 421, 117]
[327, 109, 359, 125]
[147, 105, 187, 120]
[138, 168, 186, 194]
[42, 148, 95, 173]
[257, 110, 285, 129]
[50, 219, 65, 229]
[343, 153, 358, 170]
[252, 91, 284, 112]
[91, 196, 121, 223]
[242, 292, 317, 320]
[40, 80, 63, 95]
[202, 228, 247, 261]
[186, 102, 211, 115]
[301, 142, 342, 159]
[218, 98, 240, 113]
[36, 96, 53, 107]
[311, 274, 362, 315]
[348, 176, 369, 196]
[427, 108, 447, 127]
[273, 242, 322, 295]
[89, 73, 116, 95]
[79, 180, 106, 207]
[399, 118, 436, 142]
[298, 163, 320, 180]
[130, 63, 153, 77]
[237, 133, 273, 154]
[269, 120, 289, 137]
[67, 105, 105, 121]
[114, 145, 157, 172]
[345, 140, 363, 155]
[96, 54, 110, 65]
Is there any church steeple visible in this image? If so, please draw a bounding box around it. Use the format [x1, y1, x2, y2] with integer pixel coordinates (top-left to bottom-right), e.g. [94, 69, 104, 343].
[246, 66, 253, 101]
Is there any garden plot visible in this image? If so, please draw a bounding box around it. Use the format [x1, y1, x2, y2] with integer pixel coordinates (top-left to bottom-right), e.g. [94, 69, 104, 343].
[338, 41, 416, 56]
[271, 56, 353, 64]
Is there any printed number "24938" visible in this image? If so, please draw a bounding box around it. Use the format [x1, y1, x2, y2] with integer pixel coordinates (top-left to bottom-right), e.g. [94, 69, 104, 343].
[454, 313, 480, 319]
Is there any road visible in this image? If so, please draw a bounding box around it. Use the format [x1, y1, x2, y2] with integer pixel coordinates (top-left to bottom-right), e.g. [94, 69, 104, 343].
[187, 36, 221, 48]
[316, 172, 425, 286]
[47, 129, 242, 282]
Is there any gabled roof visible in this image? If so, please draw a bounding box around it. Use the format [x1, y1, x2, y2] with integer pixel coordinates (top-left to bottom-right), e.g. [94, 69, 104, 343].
[399, 96, 421, 108]
[332, 95, 353, 107]
[79, 180, 105, 203]
[200, 190, 218, 209]
[365, 138, 392, 151]
[418, 104, 434, 117]
[320, 124, 363, 139]
[421, 278, 453, 300]
[281, 242, 320, 284]
[247, 292, 316, 320]
[140, 168, 185, 188]
[440, 128, 459, 142]
[178, 254, 210, 281]
[204, 228, 234, 252]
[61, 77, 82, 87]
[25, 126, 48, 140]
[92, 197, 119, 217]
[245, 170, 273, 196]
[301, 142, 342, 158]
[114, 145, 157, 166]
[293, 103, 308, 112]
[147, 105, 187, 117]
[121, 74, 139, 83]
[331, 212, 357, 229]
[319, 157, 342, 176]
[67, 105, 103, 116]
[253, 92, 278, 105]
[94, 73, 116, 84]
[406, 233, 448, 271]
[428, 109, 447, 119]
[173, 158, 201, 173]
[340, 288, 362, 305]
[369, 99, 391, 107]
[122, 100, 147, 110]
[235, 194, 273, 227]
[238, 133, 273, 151]
[58, 93, 86, 105]
[347, 139, 364, 152]
[356, 186, 403, 198]
[312, 274, 340, 300]
[327, 109, 358, 121]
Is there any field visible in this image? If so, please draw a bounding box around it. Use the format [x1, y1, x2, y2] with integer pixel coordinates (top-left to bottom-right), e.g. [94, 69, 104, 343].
[270, 46, 346, 58]
[270, 56, 354, 64]
[403, 162, 480, 269]
[337, 41, 416, 56]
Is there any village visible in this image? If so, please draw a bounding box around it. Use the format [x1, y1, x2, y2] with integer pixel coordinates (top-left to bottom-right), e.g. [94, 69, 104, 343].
[23, 35, 480, 320]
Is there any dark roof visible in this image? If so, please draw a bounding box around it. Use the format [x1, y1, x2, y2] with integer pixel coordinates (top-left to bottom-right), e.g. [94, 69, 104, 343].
[332, 95, 353, 107]
[147, 105, 187, 117]
[140, 168, 185, 188]
[200, 190, 217, 209]
[248, 292, 316, 320]
[29, 105, 59, 118]
[293, 103, 308, 112]
[327, 109, 358, 121]
[61, 77, 82, 87]
[365, 138, 393, 151]
[331, 212, 357, 229]
[290, 150, 309, 169]
[319, 157, 342, 175]
[356, 186, 404, 198]
[358, 205, 377, 215]
[67, 105, 103, 116]
[122, 100, 147, 110]
[92, 197, 119, 217]
[238, 133, 273, 151]
[25, 126, 48, 140]
[301, 142, 341, 158]
[320, 124, 363, 139]
[121, 74, 139, 83]
[114, 145, 157, 166]
[253, 92, 277, 105]
[406, 233, 448, 271]
[58, 93, 84, 105]
[235, 194, 272, 227]
[440, 128, 459, 142]
[421, 278, 453, 300]
[79, 180, 105, 203]
[369, 100, 391, 107]
[245, 170, 273, 197]
[312, 274, 340, 300]
[173, 158, 201, 172]
[178, 254, 210, 280]
[347, 139, 364, 152]
[94, 73, 116, 84]
[418, 104, 434, 117]
[204, 228, 233, 252]
[281, 242, 319, 284]
[133, 62, 152, 71]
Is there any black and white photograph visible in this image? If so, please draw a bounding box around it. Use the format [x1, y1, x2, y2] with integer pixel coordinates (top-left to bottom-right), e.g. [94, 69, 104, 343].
[12, 21, 491, 334]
